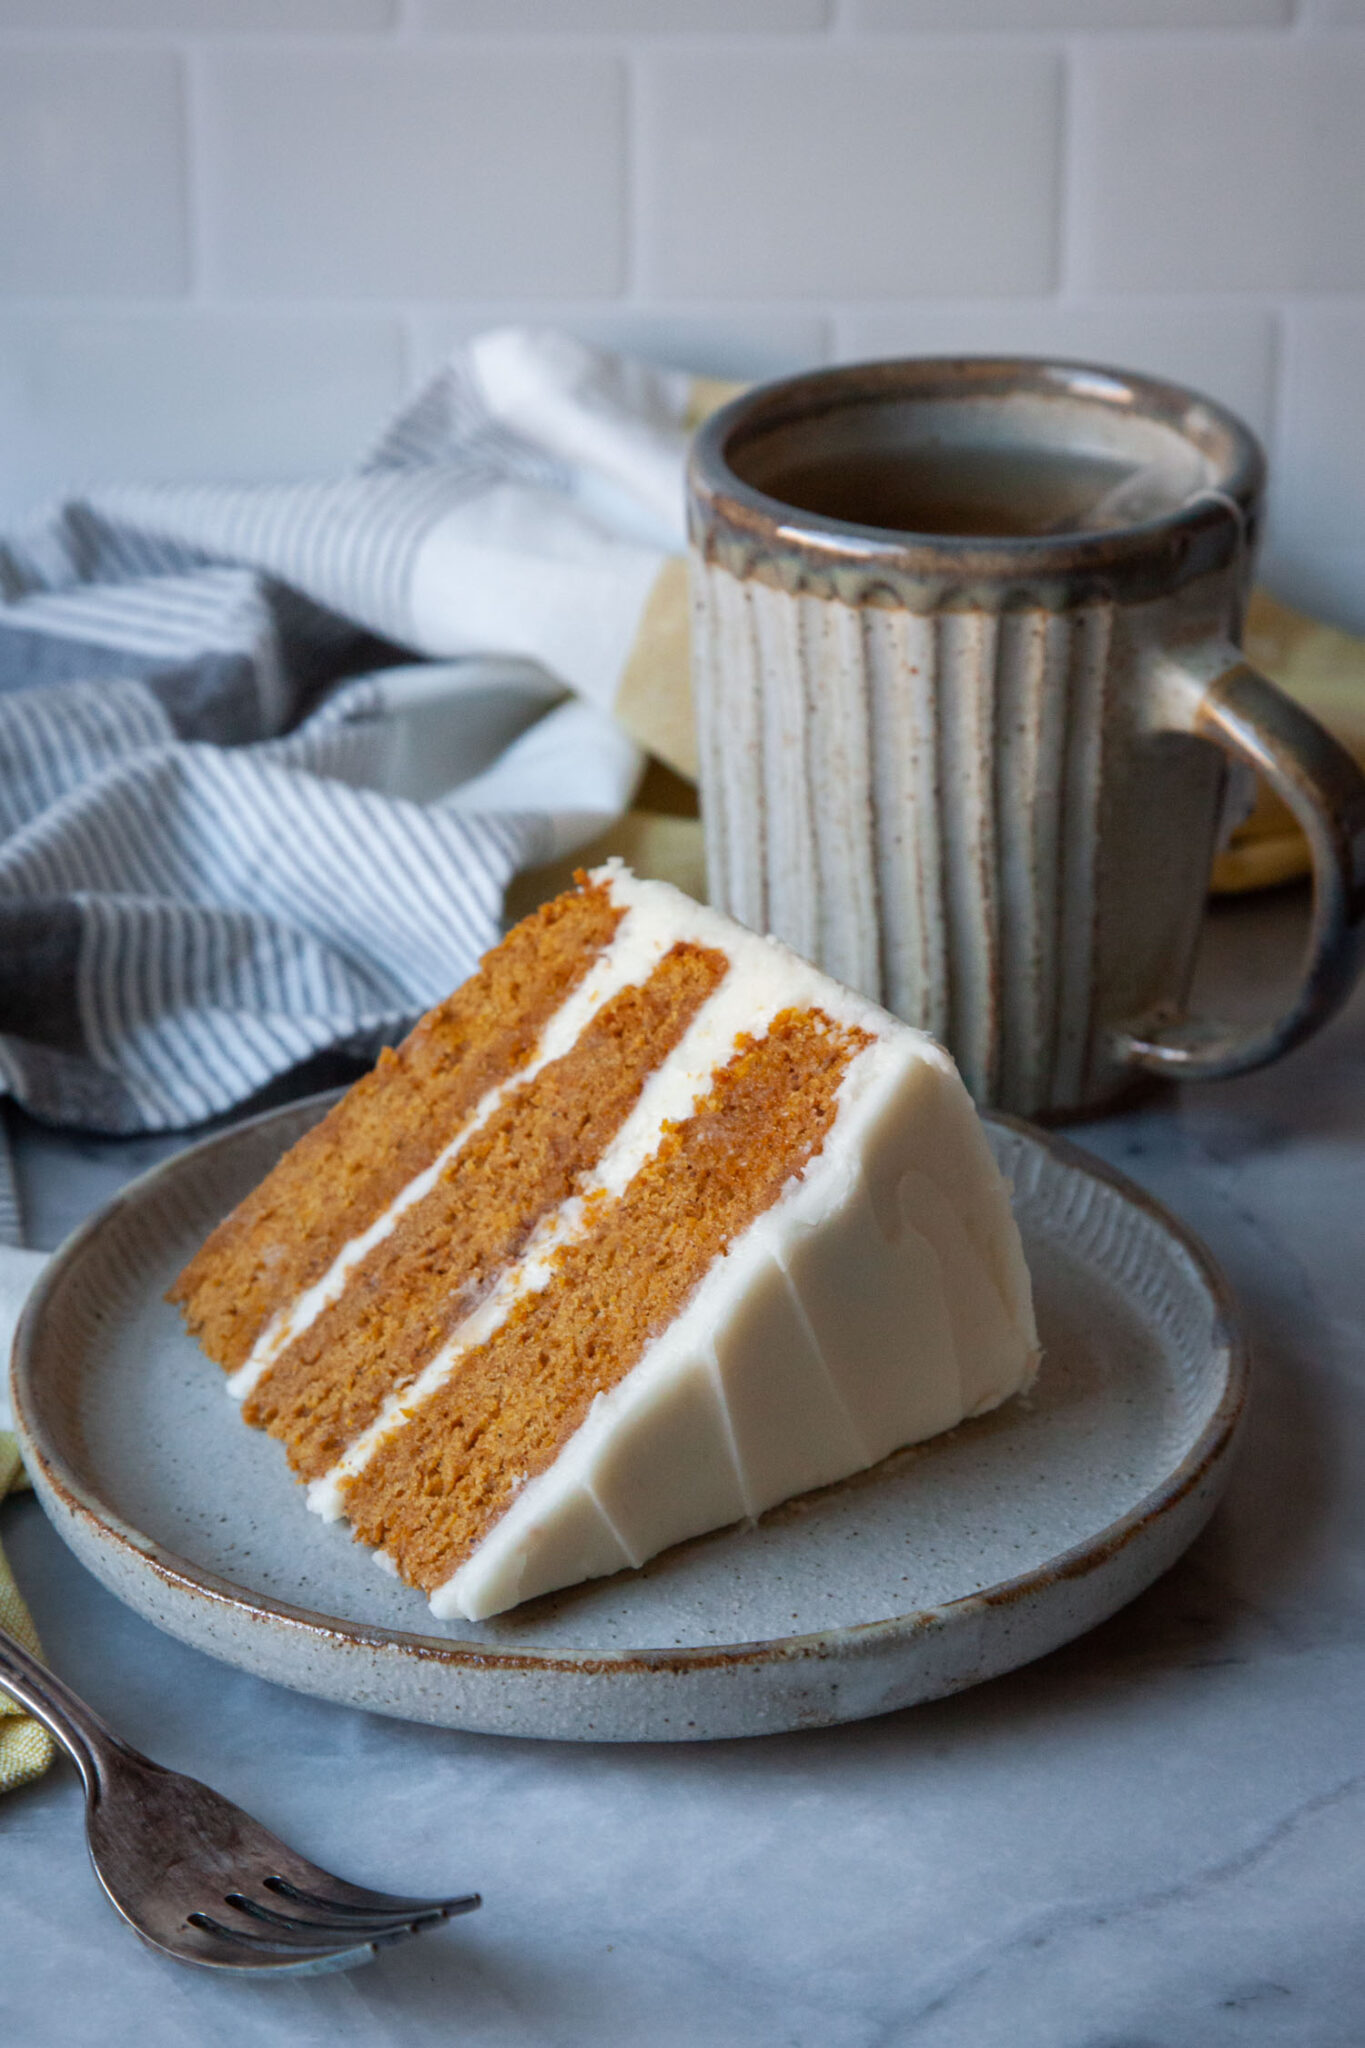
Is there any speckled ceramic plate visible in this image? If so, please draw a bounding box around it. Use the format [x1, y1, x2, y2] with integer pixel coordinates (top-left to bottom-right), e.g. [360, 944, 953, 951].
[10, 1097, 1245, 1743]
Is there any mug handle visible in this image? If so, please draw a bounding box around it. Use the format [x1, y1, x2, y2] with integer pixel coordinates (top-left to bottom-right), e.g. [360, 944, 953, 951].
[1117, 645, 1365, 1081]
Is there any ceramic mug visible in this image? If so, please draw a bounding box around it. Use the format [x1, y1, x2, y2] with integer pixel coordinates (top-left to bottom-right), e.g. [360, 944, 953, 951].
[686, 357, 1365, 1118]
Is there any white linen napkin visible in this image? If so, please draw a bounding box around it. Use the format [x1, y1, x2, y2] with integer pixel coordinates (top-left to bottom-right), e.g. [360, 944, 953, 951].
[0, 1247, 49, 1436]
[1, 1245, 53, 1792]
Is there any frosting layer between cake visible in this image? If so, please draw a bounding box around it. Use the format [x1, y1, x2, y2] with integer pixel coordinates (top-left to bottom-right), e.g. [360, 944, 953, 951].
[172, 861, 1039, 1622]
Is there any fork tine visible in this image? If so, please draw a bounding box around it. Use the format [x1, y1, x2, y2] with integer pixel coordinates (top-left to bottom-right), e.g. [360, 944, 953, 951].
[262, 1872, 482, 1920]
[0, 1622, 480, 1978]
[225, 1890, 456, 1938]
[190, 1908, 395, 1955]
[175, 1914, 385, 1976]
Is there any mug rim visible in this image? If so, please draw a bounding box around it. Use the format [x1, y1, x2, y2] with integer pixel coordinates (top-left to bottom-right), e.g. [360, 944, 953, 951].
[687, 354, 1266, 604]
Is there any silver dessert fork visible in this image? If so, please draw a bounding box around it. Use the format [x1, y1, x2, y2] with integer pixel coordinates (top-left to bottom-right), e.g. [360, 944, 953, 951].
[0, 1622, 480, 1974]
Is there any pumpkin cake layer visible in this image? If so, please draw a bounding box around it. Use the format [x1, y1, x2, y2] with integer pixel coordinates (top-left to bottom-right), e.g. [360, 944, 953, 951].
[341, 1007, 869, 1593]
[243, 940, 728, 1481]
[173, 863, 1040, 1622]
[169, 878, 623, 1372]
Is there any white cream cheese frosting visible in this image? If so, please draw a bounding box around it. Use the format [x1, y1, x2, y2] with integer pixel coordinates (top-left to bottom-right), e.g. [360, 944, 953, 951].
[438, 866, 1036, 1619]
[432, 1013, 1038, 1622]
[242, 860, 1039, 1621]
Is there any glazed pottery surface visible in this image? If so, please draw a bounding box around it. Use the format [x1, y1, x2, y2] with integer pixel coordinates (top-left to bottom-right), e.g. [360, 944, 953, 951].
[688, 358, 1365, 1116]
[11, 1092, 1245, 1743]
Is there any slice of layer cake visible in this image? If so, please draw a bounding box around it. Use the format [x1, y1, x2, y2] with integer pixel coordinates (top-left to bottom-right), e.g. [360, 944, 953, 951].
[170, 863, 1039, 1621]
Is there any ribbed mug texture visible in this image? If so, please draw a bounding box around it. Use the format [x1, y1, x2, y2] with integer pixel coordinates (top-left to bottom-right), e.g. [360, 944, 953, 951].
[688, 361, 1264, 1118]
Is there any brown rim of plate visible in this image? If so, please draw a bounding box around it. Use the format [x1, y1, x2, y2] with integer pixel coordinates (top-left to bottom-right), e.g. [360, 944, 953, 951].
[9, 1097, 1248, 1678]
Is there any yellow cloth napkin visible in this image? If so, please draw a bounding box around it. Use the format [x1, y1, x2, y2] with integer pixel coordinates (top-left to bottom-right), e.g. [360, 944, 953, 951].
[0, 1432, 55, 1793]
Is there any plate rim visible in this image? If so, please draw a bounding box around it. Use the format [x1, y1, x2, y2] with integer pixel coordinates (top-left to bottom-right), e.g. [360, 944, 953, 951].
[10, 1096, 1249, 1680]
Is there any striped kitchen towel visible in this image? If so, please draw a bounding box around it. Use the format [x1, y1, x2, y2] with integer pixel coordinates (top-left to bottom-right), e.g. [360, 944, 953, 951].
[0, 327, 720, 1236]
[0, 328, 715, 1782]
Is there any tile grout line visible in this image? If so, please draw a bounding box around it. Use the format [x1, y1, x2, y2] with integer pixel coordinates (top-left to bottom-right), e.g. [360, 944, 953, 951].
[179, 40, 209, 307]
[623, 48, 646, 308]
[1266, 299, 1289, 489]
[1055, 37, 1081, 307]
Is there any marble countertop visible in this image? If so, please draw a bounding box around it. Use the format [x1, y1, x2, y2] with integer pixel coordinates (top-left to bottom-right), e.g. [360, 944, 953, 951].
[3, 884, 1363, 2047]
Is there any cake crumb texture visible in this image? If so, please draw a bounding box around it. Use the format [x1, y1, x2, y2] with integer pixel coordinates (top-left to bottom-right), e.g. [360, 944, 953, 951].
[341, 1007, 872, 1595]
[167, 879, 623, 1371]
[244, 941, 729, 1479]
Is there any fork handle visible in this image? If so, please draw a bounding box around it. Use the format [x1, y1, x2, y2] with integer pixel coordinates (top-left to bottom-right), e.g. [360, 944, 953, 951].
[0, 1622, 133, 1795]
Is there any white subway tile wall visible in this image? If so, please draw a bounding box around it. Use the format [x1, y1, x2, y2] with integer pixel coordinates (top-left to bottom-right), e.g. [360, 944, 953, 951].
[0, 313, 409, 513]
[1, 3, 1362, 629]
[199, 51, 627, 298]
[854, 1, 1291, 24]
[1274, 307, 1365, 557]
[640, 48, 1062, 297]
[0, 49, 190, 297]
[0, 2, 397, 27]
[1073, 38, 1365, 292]
[417, 2, 831, 28]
